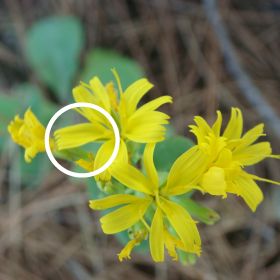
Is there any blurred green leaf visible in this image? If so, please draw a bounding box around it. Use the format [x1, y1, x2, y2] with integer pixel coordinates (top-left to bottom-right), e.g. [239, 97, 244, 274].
[0, 93, 20, 140]
[178, 250, 197, 266]
[16, 151, 53, 189]
[179, 198, 220, 225]
[164, 123, 177, 138]
[153, 136, 195, 173]
[25, 16, 84, 101]
[80, 48, 145, 90]
[0, 93, 20, 122]
[16, 83, 59, 125]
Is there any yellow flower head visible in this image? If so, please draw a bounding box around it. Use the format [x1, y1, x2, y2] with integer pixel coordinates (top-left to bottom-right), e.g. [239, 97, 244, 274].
[89, 143, 206, 262]
[189, 108, 280, 211]
[8, 108, 55, 163]
[55, 69, 172, 181]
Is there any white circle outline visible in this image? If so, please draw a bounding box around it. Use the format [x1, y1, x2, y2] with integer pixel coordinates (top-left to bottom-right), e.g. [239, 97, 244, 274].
[45, 102, 120, 178]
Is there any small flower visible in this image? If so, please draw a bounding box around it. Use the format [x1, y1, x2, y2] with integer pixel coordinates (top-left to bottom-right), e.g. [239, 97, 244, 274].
[8, 108, 55, 162]
[55, 69, 172, 181]
[189, 108, 280, 211]
[89, 143, 207, 262]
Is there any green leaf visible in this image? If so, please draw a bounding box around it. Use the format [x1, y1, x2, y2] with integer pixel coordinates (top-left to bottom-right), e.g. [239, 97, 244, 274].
[79, 48, 145, 90]
[179, 198, 220, 225]
[16, 83, 59, 125]
[178, 250, 197, 266]
[25, 16, 84, 101]
[0, 93, 20, 145]
[16, 150, 53, 189]
[0, 93, 20, 125]
[153, 136, 195, 173]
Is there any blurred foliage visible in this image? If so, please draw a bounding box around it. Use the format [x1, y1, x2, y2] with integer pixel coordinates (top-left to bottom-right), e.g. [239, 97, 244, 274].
[0, 93, 20, 151]
[179, 198, 220, 225]
[25, 16, 84, 101]
[80, 48, 145, 91]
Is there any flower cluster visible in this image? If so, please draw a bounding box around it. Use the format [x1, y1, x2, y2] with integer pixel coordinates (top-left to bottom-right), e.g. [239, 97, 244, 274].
[8, 69, 280, 263]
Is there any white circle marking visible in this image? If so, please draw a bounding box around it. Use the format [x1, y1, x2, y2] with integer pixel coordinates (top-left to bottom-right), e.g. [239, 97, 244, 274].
[45, 102, 120, 178]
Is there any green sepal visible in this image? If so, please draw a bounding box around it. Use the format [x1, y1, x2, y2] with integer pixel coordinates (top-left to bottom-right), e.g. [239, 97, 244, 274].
[53, 147, 90, 162]
[177, 250, 197, 266]
[179, 198, 220, 225]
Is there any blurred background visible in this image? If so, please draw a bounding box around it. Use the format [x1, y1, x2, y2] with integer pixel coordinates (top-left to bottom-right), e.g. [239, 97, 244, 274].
[1, 0, 280, 279]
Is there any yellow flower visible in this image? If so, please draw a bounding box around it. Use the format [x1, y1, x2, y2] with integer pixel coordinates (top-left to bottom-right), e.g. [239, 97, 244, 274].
[8, 108, 55, 162]
[55, 69, 172, 181]
[89, 143, 207, 262]
[189, 108, 280, 211]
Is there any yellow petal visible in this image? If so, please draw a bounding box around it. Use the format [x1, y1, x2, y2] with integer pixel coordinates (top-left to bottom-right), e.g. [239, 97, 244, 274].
[75, 153, 94, 172]
[8, 115, 25, 145]
[106, 81, 119, 111]
[73, 85, 109, 125]
[132, 96, 172, 118]
[235, 172, 264, 212]
[24, 108, 45, 133]
[89, 77, 111, 112]
[212, 110, 222, 137]
[94, 138, 128, 182]
[233, 142, 272, 166]
[150, 207, 164, 262]
[225, 181, 242, 196]
[163, 230, 179, 261]
[118, 239, 137, 261]
[193, 116, 212, 135]
[144, 143, 159, 187]
[89, 194, 142, 210]
[124, 130, 166, 143]
[241, 171, 280, 186]
[100, 197, 152, 234]
[127, 111, 169, 126]
[233, 123, 264, 153]
[189, 125, 207, 150]
[111, 68, 124, 96]
[110, 161, 154, 194]
[223, 108, 243, 140]
[206, 133, 227, 161]
[54, 123, 110, 150]
[201, 167, 227, 197]
[123, 110, 169, 141]
[24, 144, 38, 163]
[212, 148, 232, 168]
[167, 146, 208, 192]
[124, 78, 154, 117]
[163, 230, 201, 261]
[160, 197, 201, 249]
